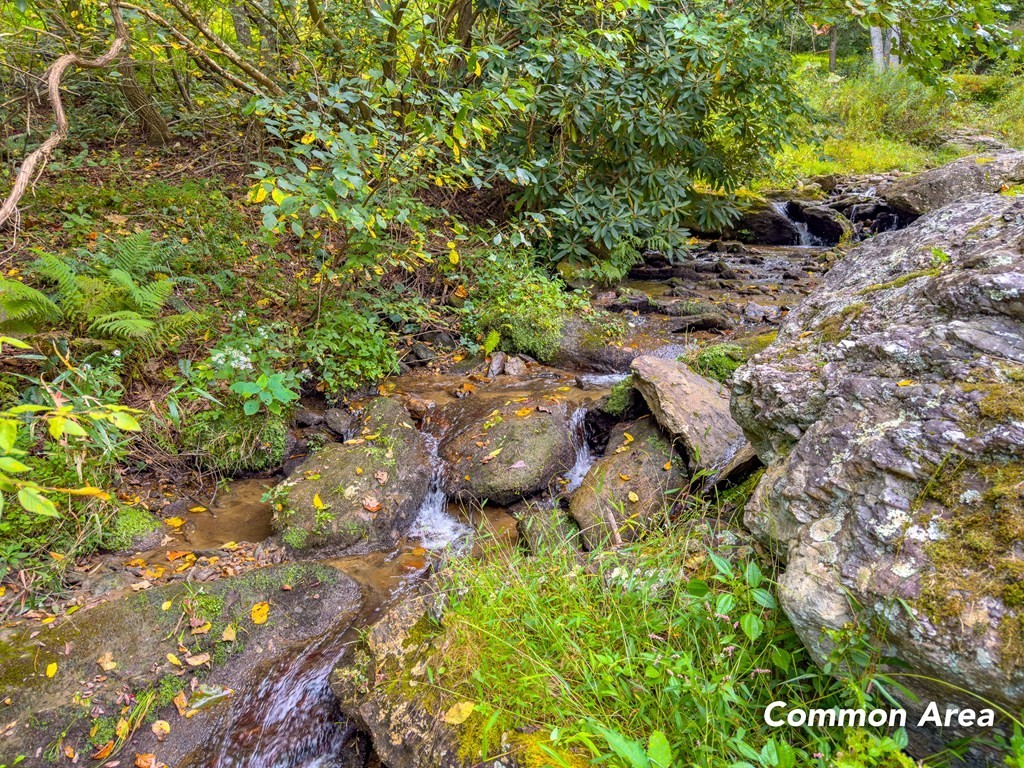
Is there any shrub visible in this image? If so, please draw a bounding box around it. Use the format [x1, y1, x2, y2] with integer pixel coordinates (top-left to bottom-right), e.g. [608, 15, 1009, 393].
[180, 408, 288, 474]
[299, 306, 399, 396]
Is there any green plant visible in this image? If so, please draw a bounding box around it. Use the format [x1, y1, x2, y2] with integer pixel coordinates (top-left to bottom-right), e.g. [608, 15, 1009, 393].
[0, 232, 205, 354]
[180, 407, 288, 474]
[299, 306, 398, 395]
[230, 372, 300, 416]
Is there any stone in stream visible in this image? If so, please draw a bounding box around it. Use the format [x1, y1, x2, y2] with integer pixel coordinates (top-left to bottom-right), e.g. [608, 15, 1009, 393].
[323, 407, 353, 437]
[437, 398, 575, 505]
[486, 350, 506, 378]
[785, 200, 854, 245]
[550, 313, 682, 372]
[719, 197, 801, 246]
[275, 397, 431, 553]
[569, 417, 687, 551]
[0, 564, 361, 766]
[731, 193, 1024, 760]
[630, 355, 751, 478]
[881, 150, 1024, 216]
[502, 354, 527, 376]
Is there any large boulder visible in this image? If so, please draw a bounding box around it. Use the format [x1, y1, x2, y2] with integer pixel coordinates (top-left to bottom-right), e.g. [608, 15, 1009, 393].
[732, 193, 1024, 753]
[721, 198, 800, 246]
[786, 200, 854, 245]
[630, 356, 751, 479]
[274, 397, 431, 553]
[0, 564, 362, 767]
[436, 397, 575, 505]
[569, 418, 687, 550]
[881, 151, 1024, 216]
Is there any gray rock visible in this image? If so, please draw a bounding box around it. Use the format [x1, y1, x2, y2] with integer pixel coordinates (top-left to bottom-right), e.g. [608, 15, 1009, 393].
[502, 355, 527, 376]
[731, 193, 1024, 753]
[275, 398, 431, 553]
[324, 408, 352, 438]
[569, 418, 686, 550]
[881, 151, 1024, 216]
[722, 198, 800, 246]
[631, 356, 750, 475]
[487, 351, 507, 378]
[437, 397, 575, 505]
[295, 408, 324, 428]
[787, 201, 853, 245]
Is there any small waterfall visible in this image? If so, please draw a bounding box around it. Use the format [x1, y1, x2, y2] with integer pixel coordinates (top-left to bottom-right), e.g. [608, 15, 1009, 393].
[771, 201, 824, 247]
[562, 407, 594, 494]
[407, 433, 472, 549]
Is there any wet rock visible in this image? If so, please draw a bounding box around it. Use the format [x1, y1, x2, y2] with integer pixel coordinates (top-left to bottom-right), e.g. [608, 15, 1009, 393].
[881, 151, 1024, 216]
[569, 418, 686, 550]
[423, 330, 458, 349]
[741, 301, 781, 324]
[720, 198, 800, 246]
[0, 564, 362, 766]
[324, 408, 353, 438]
[631, 356, 749, 475]
[502, 355, 527, 377]
[486, 351, 507, 378]
[786, 201, 853, 245]
[332, 588, 530, 768]
[275, 398, 431, 553]
[438, 398, 575, 505]
[606, 287, 659, 314]
[672, 312, 732, 332]
[731, 193, 1024, 756]
[551, 315, 667, 372]
[295, 408, 324, 428]
[402, 393, 434, 420]
[409, 342, 435, 364]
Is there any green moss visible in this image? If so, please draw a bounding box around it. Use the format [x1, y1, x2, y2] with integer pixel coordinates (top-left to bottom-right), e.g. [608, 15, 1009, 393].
[181, 408, 288, 473]
[603, 376, 637, 416]
[914, 455, 1024, 665]
[857, 268, 940, 296]
[964, 367, 1024, 423]
[817, 302, 867, 344]
[102, 505, 161, 551]
[89, 715, 117, 747]
[155, 675, 184, 708]
[685, 333, 778, 383]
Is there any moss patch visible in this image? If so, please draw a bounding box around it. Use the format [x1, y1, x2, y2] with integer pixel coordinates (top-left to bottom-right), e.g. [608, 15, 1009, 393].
[181, 408, 288, 473]
[102, 505, 161, 551]
[685, 332, 778, 383]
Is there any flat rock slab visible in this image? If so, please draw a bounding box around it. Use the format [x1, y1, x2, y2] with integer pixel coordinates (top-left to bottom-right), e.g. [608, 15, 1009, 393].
[630, 355, 749, 475]
[881, 151, 1024, 215]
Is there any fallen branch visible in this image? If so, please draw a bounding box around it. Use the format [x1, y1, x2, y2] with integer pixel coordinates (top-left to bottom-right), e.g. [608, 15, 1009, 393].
[0, 2, 128, 230]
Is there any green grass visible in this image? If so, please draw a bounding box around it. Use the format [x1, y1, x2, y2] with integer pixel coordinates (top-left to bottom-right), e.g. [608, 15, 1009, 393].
[434, 515, 911, 767]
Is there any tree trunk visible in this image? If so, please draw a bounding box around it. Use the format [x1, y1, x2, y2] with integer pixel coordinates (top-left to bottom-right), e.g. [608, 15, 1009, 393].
[230, 4, 253, 49]
[119, 57, 171, 145]
[828, 25, 838, 72]
[870, 26, 886, 71]
[886, 27, 900, 69]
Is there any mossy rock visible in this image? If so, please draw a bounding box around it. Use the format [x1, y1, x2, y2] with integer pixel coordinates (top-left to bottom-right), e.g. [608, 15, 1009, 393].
[101, 505, 162, 552]
[569, 418, 687, 550]
[274, 397, 431, 554]
[438, 398, 575, 505]
[180, 407, 288, 473]
[0, 564, 360, 765]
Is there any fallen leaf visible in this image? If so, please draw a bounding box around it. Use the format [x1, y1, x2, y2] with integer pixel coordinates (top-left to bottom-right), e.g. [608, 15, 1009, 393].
[92, 741, 114, 760]
[619, 474, 631, 481]
[514, 407, 532, 417]
[190, 621, 211, 636]
[663, 461, 673, 471]
[161, 600, 173, 611]
[188, 506, 208, 513]
[115, 718, 130, 739]
[185, 653, 211, 667]
[443, 701, 476, 725]
[509, 460, 527, 470]
[361, 496, 382, 513]
[897, 379, 916, 387]
[221, 624, 237, 642]
[374, 470, 389, 485]
[622, 432, 634, 445]
[173, 691, 188, 717]
[45, 662, 57, 678]
[312, 493, 327, 510]
[135, 753, 156, 768]
[251, 602, 270, 625]
[97, 651, 117, 671]
[166, 551, 191, 562]
[151, 720, 170, 741]
[131, 580, 152, 592]
[627, 491, 640, 503]
[63, 745, 76, 759]
[165, 517, 186, 528]
[167, 653, 183, 667]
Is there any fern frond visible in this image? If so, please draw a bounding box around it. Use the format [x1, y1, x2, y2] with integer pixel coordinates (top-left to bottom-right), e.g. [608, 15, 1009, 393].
[112, 231, 170, 276]
[157, 311, 206, 341]
[30, 251, 82, 305]
[88, 310, 156, 340]
[0, 278, 62, 331]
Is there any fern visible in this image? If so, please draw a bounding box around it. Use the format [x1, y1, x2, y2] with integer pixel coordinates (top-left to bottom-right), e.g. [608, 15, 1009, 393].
[2, 231, 206, 354]
[0, 279, 62, 331]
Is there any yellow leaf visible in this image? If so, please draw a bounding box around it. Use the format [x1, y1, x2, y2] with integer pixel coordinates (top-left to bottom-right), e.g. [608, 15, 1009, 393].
[448, 251, 459, 265]
[627, 492, 640, 503]
[252, 185, 268, 203]
[165, 517, 186, 528]
[191, 622, 212, 636]
[97, 651, 117, 671]
[41, 616, 55, 624]
[251, 601, 270, 625]
[167, 653, 183, 667]
[313, 493, 326, 510]
[115, 718, 129, 739]
[619, 474, 631, 481]
[186, 652, 210, 667]
[188, 506, 207, 513]
[515, 407, 533, 417]
[897, 379, 916, 387]
[221, 624, 237, 642]
[301, 132, 316, 144]
[443, 701, 476, 725]
[623, 432, 634, 444]
[92, 741, 114, 760]
[663, 461, 673, 471]
[46, 662, 57, 678]
[151, 719, 171, 740]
